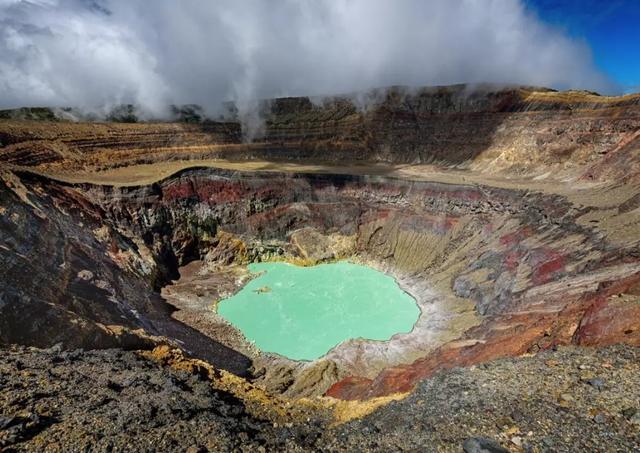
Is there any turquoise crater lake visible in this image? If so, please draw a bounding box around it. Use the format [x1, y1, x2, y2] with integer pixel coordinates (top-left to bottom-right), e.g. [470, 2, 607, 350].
[217, 261, 420, 361]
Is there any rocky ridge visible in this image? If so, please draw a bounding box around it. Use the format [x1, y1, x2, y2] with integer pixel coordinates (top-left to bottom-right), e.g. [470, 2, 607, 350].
[1, 85, 639, 181]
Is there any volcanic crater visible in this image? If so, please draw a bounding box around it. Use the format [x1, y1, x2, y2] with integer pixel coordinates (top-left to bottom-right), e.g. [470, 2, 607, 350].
[1, 85, 639, 450]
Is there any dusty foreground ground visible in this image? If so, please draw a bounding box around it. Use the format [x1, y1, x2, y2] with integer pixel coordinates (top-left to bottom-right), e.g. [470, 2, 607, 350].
[1, 344, 638, 452]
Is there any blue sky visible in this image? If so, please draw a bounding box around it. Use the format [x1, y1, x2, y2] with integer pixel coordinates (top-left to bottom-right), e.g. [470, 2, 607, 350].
[526, 0, 640, 93]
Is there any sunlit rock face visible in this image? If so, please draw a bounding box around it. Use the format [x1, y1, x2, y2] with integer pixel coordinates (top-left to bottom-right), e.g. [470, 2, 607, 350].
[2, 85, 639, 182]
[1, 85, 639, 398]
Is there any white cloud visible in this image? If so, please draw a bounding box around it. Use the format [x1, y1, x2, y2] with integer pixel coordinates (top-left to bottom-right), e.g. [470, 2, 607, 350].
[0, 0, 617, 117]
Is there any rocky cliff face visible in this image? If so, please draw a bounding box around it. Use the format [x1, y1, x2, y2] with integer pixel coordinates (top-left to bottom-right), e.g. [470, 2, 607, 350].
[255, 86, 640, 174]
[1, 85, 639, 182]
[0, 170, 161, 350]
[0, 170, 253, 376]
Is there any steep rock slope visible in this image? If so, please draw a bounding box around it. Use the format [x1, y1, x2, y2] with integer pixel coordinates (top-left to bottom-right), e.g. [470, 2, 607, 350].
[1, 85, 639, 182]
[0, 170, 252, 376]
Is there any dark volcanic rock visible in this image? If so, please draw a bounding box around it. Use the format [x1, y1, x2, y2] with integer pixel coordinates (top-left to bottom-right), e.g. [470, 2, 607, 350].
[0, 346, 292, 451]
[463, 437, 510, 453]
[320, 345, 640, 452]
[1, 344, 638, 452]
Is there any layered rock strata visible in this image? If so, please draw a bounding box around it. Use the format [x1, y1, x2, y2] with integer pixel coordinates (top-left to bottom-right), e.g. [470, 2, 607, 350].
[1, 163, 638, 397]
[1, 85, 639, 182]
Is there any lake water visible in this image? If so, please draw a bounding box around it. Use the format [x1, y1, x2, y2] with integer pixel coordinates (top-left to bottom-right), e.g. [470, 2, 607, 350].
[217, 261, 420, 360]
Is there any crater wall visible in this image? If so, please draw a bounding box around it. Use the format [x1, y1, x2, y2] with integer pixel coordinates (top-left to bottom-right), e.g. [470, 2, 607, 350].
[2, 86, 639, 183]
[2, 165, 638, 397]
[1, 85, 639, 400]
